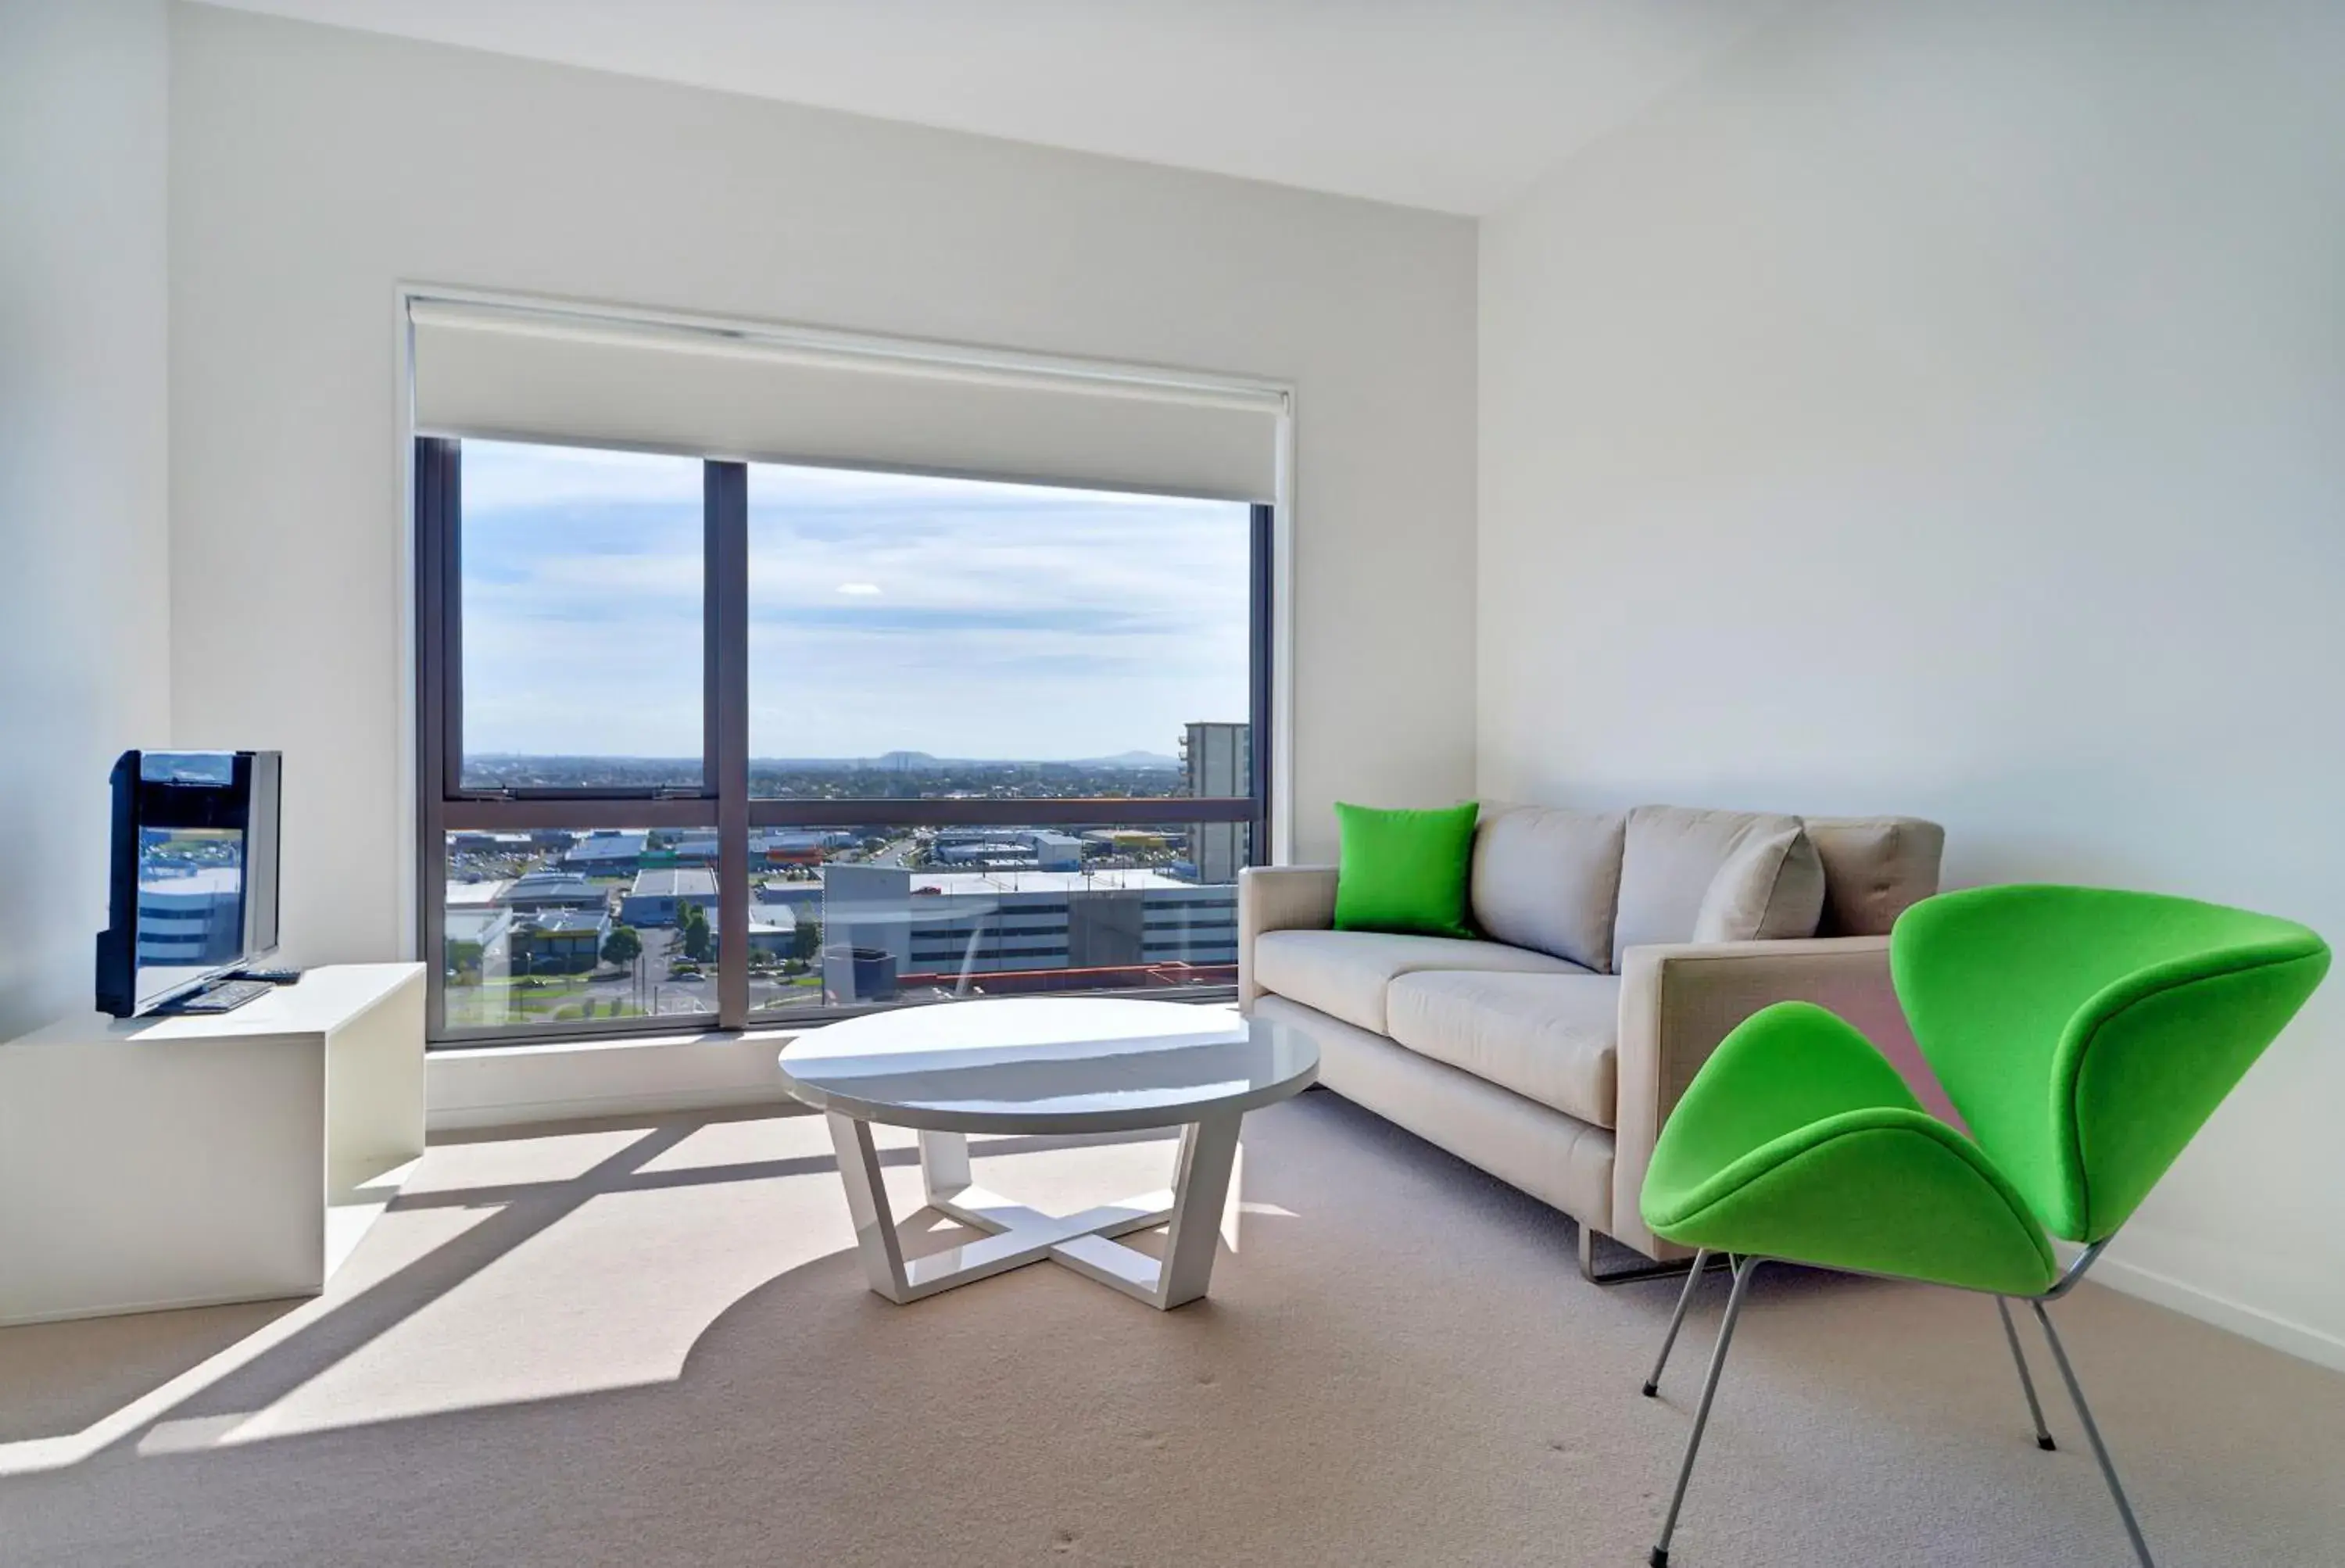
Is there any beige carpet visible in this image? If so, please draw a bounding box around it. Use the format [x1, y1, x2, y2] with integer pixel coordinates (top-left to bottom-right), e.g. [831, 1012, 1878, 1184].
[2, 1090, 2339, 1566]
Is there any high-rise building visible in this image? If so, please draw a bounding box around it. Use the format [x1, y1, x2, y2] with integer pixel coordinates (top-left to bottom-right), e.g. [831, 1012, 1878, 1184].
[1182, 721, 1251, 885]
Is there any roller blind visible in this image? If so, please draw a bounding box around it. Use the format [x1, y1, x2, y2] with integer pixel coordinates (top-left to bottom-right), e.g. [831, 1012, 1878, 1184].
[408, 299, 1281, 501]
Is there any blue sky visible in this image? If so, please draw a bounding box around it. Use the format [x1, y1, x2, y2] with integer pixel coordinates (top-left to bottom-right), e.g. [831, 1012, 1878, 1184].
[460, 440, 1251, 760]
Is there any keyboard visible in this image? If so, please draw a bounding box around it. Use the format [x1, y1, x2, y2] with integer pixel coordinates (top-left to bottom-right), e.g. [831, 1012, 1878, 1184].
[159, 979, 275, 1015]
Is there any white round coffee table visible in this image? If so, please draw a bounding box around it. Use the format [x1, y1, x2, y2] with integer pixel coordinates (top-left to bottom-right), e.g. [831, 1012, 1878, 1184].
[778, 997, 1318, 1310]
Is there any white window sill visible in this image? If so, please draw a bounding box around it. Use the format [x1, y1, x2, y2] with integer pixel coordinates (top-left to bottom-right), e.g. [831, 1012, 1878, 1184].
[426, 1026, 805, 1132]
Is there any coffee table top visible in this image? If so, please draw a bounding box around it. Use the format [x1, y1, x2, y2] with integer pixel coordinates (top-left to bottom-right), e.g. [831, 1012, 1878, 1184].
[775, 997, 1319, 1134]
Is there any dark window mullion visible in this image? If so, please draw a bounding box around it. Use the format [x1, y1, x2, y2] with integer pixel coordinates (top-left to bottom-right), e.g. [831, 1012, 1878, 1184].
[707, 461, 750, 1028]
[439, 443, 467, 803]
[1249, 502, 1274, 865]
[416, 436, 461, 1041]
[444, 797, 726, 831]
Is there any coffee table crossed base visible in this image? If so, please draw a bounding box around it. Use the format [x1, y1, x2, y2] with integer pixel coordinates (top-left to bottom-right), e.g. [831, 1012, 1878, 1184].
[828, 1115, 1240, 1310]
[782, 998, 1318, 1312]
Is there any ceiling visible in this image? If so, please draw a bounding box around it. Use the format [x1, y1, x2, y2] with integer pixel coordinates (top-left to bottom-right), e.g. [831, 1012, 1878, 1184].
[203, 0, 1778, 215]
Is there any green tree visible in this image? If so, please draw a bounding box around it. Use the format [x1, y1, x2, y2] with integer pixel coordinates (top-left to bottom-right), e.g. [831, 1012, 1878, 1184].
[679, 901, 715, 964]
[792, 918, 822, 963]
[600, 924, 643, 968]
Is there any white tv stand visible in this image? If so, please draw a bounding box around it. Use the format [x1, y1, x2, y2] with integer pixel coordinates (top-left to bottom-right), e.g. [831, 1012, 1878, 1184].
[0, 963, 425, 1326]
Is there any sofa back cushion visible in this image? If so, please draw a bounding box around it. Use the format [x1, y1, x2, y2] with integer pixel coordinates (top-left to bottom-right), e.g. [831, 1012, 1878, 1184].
[1803, 815, 1947, 936]
[1470, 804, 1627, 972]
[1691, 826, 1827, 944]
[1613, 806, 1824, 965]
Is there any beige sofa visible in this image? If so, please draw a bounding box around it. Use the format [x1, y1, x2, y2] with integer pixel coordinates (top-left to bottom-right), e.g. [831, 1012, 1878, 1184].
[1239, 804, 1945, 1279]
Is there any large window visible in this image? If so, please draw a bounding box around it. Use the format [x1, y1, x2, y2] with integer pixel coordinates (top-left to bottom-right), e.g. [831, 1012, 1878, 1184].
[418, 438, 1270, 1045]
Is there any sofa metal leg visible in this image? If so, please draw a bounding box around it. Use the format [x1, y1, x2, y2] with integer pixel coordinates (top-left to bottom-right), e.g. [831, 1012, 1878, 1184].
[1577, 1225, 1717, 1287]
[1996, 1296, 2057, 1451]
[2030, 1301, 2157, 1568]
[1650, 1255, 1761, 1567]
[1643, 1248, 1713, 1396]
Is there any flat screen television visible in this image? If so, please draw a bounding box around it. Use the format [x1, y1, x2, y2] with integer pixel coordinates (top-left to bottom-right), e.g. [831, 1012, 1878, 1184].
[94, 750, 282, 1017]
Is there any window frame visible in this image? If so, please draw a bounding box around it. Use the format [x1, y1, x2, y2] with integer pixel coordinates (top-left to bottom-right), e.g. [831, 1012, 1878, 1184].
[415, 436, 1273, 1047]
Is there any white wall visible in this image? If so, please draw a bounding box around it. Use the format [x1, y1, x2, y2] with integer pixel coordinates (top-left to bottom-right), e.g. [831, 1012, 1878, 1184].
[166, 2, 1478, 981]
[0, 0, 174, 1040]
[1479, 0, 2345, 1364]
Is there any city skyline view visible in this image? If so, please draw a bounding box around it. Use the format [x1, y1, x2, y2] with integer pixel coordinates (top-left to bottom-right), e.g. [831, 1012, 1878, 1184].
[459, 440, 1252, 768]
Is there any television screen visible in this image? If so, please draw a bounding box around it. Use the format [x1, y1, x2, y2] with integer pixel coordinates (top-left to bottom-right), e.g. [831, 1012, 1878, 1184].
[96, 750, 281, 1016]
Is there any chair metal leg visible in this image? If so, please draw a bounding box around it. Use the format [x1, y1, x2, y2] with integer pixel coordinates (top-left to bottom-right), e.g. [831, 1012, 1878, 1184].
[2029, 1301, 2156, 1568]
[1643, 1249, 1713, 1397]
[1996, 1296, 2057, 1451]
[1650, 1255, 1761, 1568]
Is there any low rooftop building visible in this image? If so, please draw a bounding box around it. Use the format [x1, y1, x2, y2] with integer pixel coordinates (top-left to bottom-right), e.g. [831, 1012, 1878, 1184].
[504, 872, 606, 910]
[621, 867, 720, 928]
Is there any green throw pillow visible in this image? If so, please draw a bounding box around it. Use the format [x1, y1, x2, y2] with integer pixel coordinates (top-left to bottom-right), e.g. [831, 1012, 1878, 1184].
[1333, 800, 1480, 938]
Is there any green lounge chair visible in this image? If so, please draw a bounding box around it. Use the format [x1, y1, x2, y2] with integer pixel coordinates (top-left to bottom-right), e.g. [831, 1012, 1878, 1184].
[1636, 884, 2329, 1567]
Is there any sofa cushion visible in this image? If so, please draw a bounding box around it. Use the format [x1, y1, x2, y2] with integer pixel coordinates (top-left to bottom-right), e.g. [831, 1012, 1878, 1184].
[1470, 804, 1627, 972]
[1251, 929, 1589, 1035]
[1385, 971, 1622, 1129]
[1613, 806, 1812, 966]
[1334, 800, 1479, 937]
[1691, 825, 1826, 944]
[1803, 816, 1947, 936]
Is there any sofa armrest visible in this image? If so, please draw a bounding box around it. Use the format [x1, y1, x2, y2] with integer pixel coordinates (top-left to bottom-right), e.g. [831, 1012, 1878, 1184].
[1609, 936, 1930, 1258]
[1238, 865, 1338, 1011]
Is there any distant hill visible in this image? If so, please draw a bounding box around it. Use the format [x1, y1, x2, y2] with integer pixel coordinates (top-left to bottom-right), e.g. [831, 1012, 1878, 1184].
[471, 750, 1187, 771]
[1076, 751, 1182, 769]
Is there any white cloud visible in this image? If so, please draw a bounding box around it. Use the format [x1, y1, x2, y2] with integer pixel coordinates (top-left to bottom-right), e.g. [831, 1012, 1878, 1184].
[457, 442, 1251, 758]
